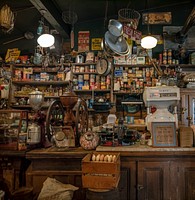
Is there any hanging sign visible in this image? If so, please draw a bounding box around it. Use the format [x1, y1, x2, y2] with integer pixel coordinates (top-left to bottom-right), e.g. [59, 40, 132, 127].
[123, 25, 142, 41]
[142, 12, 172, 25]
[91, 38, 102, 50]
[78, 31, 90, 52]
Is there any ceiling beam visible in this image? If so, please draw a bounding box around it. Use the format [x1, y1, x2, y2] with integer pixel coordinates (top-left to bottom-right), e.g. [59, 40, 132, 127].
[29, 0, 70, 38]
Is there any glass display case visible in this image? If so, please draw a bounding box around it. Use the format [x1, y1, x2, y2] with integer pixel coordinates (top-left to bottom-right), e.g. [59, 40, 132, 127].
[0, 109, 28, 150]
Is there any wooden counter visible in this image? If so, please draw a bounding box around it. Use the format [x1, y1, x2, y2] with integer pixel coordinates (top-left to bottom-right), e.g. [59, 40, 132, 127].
[25, 146, 195, 200]
[26, 147, 90, 200]
[0, 150, 30, 196]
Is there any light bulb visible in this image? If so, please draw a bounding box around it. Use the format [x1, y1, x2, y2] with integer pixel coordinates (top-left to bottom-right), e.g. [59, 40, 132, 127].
[141, 35, 157, 49]
[37, 34, 55, 48]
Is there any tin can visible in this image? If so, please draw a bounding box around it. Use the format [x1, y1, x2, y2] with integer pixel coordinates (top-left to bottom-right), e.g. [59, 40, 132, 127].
[78, 81, 84, 90]
[168, 57, 172, 65]
[163, 59, 167, 65]
[90, 64, 95, 72]
[80, 66, 85, 72]
[163, 49, 167, 57]
[168, 49, 172, 57]
[78, 75, 84, 81]
[75, 66, 80, 72]
[85, 65, 89, 72]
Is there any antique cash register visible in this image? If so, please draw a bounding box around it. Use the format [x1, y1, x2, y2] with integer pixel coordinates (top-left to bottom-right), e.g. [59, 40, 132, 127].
[143, 86, 180, 147]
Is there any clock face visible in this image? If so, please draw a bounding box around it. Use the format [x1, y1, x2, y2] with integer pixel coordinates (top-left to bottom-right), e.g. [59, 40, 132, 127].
[96, 58, 108, 75]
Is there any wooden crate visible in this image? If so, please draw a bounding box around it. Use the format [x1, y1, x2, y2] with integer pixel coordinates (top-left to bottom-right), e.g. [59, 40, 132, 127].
[82, 152, 120, 189]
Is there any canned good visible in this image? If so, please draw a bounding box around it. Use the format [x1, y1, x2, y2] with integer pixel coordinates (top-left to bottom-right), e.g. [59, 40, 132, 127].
[78, 81, 84, 90]
[163, 49, 167, 57]
[168, 58, 172, 65]
[85, 65, 89, 72]
[168, 49, 172, 57]
[80, 66, 85, 72]
[163, 59, 167, 65]
[78, 75, 84, 81]
[75, 66, 80, 72]
[89, 64, 95, 72]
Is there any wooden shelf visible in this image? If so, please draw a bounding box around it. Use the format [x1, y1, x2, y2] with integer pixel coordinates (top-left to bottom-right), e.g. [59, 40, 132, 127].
[113, 91, 143, 95]
[12, 80, 69, 85]
[160, 64, 195, 68]
[114, 64, 153, 67]
[74, 89, 110, 92]
[72, 72, 97, 75]
[72, 62, 96, 66]
[7, 63, 72, 67]
[14, 95, 60, 98]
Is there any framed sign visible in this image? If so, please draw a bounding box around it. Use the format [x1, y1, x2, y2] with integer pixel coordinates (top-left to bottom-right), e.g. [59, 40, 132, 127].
[91, 38, 102, 50]
[152, 122, 177, 147]
[78, 31, 90, 52]
[142, 12, 172, 25]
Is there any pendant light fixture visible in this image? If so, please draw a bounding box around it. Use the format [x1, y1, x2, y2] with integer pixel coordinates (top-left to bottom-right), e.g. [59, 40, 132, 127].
[37, 9, 55, 48]
[141, 0, 157, 49]
[141, 35, 157, 49]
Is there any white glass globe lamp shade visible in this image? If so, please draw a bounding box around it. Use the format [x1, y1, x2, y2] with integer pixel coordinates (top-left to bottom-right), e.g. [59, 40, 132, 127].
[37, 34, 55, 48]
[141, 35, 157, 49]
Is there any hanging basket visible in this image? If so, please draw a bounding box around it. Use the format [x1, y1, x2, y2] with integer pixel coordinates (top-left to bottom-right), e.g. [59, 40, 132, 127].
[0, 4, 15, 32]
[118, 8, 140, 29]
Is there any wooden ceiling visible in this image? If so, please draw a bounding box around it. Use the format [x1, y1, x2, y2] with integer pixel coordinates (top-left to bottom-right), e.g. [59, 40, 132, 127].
[0, 0, 193, 56]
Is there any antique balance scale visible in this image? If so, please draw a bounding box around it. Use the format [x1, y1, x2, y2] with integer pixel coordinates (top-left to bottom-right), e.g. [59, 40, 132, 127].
[45, 90, 88, 148]
[143, 86, 180, 147]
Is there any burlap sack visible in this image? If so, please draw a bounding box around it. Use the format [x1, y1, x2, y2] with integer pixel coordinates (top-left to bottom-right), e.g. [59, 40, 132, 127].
[37, 177, 79, 200]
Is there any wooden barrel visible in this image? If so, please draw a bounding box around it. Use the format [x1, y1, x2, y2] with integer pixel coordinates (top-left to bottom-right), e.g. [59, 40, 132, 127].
[86, 189, 119, 200]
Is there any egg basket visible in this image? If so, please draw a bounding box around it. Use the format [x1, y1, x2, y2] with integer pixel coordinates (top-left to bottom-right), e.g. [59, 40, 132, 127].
[82, 152, 120, 189]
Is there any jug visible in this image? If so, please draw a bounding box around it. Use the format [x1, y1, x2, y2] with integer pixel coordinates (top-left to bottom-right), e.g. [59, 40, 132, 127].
[27, 122, 41, 144]
[76, 55, 84, 63]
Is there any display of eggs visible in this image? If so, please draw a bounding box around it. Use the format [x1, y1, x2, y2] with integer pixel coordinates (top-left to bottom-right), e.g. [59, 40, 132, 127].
[91, 154, 117, 162]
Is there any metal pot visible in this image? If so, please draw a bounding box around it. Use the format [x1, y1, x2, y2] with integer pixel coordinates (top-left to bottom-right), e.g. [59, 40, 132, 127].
[103, 31, 130, 56]
[108, 19, 123, 37]
[76, 54, 84, 63]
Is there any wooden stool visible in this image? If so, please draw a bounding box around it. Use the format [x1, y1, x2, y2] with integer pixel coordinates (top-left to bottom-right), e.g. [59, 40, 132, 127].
[86, 188, 119, 200]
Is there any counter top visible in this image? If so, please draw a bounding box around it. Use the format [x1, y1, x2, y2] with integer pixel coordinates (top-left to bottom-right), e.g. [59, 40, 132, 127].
[96, 143, 195, 152]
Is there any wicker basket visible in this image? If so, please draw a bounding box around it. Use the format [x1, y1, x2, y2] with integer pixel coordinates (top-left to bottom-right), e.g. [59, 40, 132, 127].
[118, 8, 140, 29]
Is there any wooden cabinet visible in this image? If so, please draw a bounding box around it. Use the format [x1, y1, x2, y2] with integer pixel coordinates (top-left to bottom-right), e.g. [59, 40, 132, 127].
[119, 158, 136, 200]
[126, 152, 195, 200]
[172, 161, 195, 200]
[0, 150, 30, 194]
[25, 148, 88, 200]
[25, 148, 195, 200]
[137, 161, 170, 200]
